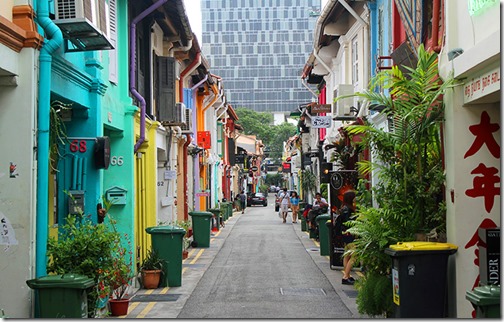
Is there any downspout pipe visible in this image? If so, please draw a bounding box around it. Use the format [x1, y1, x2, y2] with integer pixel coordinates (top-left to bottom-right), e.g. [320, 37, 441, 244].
[190, 74, 208, 91]
[36, 0, 63, 278]
[431, 0, 441, 53]
[180, 52, 201, 220]
[131, 0, 168, 153]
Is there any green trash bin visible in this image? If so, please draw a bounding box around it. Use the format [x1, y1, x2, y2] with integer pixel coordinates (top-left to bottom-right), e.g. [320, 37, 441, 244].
[208, 208, 221, 231]
[466, 285, 501, 318]
[316, 214, 331, 256]
[26, 274, 94, 318]
[301, 216, 308, 231]
[220, 202, 229, 221]
[385, 242, 458, 318]
[145, 225, 186, 287]
[189, 211, 213, 248]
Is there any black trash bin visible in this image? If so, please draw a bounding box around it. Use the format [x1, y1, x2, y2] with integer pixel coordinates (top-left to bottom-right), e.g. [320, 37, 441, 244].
[26, 274, 94, 318]
[384, 242, 458, 318]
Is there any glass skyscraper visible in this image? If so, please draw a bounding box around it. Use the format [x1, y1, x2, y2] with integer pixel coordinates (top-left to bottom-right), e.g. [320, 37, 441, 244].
[201, 0, 321, 113]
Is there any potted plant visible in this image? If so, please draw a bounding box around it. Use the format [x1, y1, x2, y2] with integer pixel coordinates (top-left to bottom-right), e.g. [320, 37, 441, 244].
[140, 249, 164, 289]
[340, 45, 454, 317]
[175, 220, 191, 259]
[46, 196, 133, 318]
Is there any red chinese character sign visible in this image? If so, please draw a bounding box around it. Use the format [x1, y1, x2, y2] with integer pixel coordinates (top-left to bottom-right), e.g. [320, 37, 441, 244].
[460, 110, 501, 318]
[464, 111, 501, 213]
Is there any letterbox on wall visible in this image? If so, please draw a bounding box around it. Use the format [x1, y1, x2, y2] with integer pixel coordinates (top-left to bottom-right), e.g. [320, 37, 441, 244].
[106, 186, 127, 205]
[68, 190, 85, 215]
[197, 131, 211, 149]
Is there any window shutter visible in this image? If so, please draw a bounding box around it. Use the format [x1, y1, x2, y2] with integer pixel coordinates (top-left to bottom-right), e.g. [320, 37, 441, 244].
[156, 56, 176, 122]
[108, 0, 118, 83]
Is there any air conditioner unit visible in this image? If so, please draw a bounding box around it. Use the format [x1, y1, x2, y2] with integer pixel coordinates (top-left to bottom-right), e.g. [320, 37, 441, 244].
[333, 84, 355, 120]
[180, 107, 193, 133]
[54, 0, 114, 52]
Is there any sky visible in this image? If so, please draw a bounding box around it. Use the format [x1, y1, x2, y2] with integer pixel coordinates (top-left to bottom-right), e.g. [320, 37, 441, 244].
[183, 0, 330, 43]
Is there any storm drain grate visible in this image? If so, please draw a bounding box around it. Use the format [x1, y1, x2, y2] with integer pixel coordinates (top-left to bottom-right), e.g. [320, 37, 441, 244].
[132, 294, 181, 302]
[307, 247, 320, 252]
[280, 288, 326, 296]
[342, 290, 358, 298]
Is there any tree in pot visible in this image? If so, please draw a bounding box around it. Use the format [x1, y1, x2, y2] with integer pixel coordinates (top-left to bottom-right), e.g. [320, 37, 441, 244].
[340, 45, 454, 317]
[140, 249, 164, 289]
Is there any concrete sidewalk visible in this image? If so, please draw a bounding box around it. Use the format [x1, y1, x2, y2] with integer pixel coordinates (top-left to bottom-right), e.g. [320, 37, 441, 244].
[116, 209, 365, 318]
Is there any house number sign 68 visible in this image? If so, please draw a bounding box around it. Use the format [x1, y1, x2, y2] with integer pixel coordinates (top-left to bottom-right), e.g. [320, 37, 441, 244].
[110, 156, 124, 166]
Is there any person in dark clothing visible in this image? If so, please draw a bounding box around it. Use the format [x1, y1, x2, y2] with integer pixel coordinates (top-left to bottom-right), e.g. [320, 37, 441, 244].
[238, 190, 247, 214]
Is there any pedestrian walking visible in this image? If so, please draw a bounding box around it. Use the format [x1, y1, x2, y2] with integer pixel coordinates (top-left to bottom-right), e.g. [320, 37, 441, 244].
[278, 188, 291, 223]
[238, 190, 247, 214]
[290, 191, 300, 223]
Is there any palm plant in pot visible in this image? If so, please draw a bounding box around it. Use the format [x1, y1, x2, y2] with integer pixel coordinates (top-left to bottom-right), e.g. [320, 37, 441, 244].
[340, 45, 454, 317]
[140, 248, 164, 289]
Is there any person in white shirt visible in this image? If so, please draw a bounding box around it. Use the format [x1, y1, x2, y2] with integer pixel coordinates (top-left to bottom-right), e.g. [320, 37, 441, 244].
[278, 188, 291, 223]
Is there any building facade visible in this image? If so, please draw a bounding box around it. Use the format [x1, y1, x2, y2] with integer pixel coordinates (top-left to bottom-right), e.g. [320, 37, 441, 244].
[200, 0, 321, 113]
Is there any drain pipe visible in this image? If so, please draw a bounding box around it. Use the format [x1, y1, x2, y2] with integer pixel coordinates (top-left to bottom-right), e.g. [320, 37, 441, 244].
[301, 64, 318, 99]
[431, 0, 442, 53]
[36, 0, 63, 278]
[180, 52, 201, 220]
[131, 0, 168, 153]
[190, 74, 207, 211]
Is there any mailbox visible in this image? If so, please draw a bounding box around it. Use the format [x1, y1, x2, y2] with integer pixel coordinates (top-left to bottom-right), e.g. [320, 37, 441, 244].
[68, 190, 85, 215]
[106, 186, 127, 205]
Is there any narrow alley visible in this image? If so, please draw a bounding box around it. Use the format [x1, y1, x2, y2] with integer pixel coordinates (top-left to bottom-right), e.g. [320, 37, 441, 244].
[121, 195, 365, 319]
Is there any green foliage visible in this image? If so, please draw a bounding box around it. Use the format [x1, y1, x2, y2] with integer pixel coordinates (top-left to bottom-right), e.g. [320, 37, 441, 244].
[355, 272, 394, 317]
[258, 184, 270, 194]
[265, 173, 283, 186]
[300, 169, 317, 199]
[47, 211, 133, 316]
[49, 101, 71, 172]
[338, 45, 454, 317]
[235, 108, 297, 159]
[140, 249, 164, 271]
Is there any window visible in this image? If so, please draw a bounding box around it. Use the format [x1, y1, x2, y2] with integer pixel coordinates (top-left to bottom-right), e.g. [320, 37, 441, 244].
[352, 36, 359, 85]
[108, 0, 117, 83]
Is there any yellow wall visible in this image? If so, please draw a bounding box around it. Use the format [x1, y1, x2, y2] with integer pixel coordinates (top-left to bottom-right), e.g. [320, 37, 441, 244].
[134, 116, 159, 263]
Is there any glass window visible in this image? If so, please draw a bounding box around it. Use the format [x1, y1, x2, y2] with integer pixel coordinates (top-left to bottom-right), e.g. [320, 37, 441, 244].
[352, 36, 359, 85]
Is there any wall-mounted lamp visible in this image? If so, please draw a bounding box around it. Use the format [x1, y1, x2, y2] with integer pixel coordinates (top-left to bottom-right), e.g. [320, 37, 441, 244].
[448, 48, 464, 61]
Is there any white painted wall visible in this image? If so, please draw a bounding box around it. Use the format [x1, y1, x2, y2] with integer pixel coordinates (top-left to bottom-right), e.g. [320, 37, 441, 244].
[0, 44, 38, 318]
[439, 0, 501, 317]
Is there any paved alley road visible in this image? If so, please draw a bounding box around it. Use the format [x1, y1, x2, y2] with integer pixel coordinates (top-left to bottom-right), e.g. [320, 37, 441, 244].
[177, 197, 355, 319]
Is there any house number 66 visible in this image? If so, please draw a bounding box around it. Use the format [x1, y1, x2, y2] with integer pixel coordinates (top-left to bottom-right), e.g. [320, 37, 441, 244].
[110, 156, 124, 166]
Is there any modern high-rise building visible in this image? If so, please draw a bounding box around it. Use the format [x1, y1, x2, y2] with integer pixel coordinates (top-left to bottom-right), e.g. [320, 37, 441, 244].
[201, 0, 321, 114]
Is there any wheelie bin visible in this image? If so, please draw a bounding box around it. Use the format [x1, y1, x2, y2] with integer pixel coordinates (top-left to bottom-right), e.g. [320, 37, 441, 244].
[188, 211, 213, 248]
[316, 214, 331, 256]
[384, 242, 458, 318]
[145, 225, 186, 287]
[299, 209, 307, 232]
[26, 274, 94, 318]
[466, 285, 501, 318]
[208, 208, 221, 231]
[220, 202, 230, 221]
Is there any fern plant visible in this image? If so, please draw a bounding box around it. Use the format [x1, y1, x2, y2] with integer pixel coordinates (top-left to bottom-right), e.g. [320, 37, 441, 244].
[339, 45, 454, 317]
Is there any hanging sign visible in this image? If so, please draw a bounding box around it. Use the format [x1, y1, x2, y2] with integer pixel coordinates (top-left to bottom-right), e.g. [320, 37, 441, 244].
[311, 104, 332, 113]
[311, 116, 332, 128]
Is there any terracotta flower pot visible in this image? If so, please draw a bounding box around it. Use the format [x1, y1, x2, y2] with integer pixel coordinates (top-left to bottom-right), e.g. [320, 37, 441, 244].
[141, 269, 162, 289]
[182, 249, 189, 259]
[109, 298, 130, 316]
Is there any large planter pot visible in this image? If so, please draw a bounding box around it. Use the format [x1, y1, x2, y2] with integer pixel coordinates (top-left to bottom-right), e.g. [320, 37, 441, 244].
[141, 269, 162, 289]
[109, 299, 130, 316]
